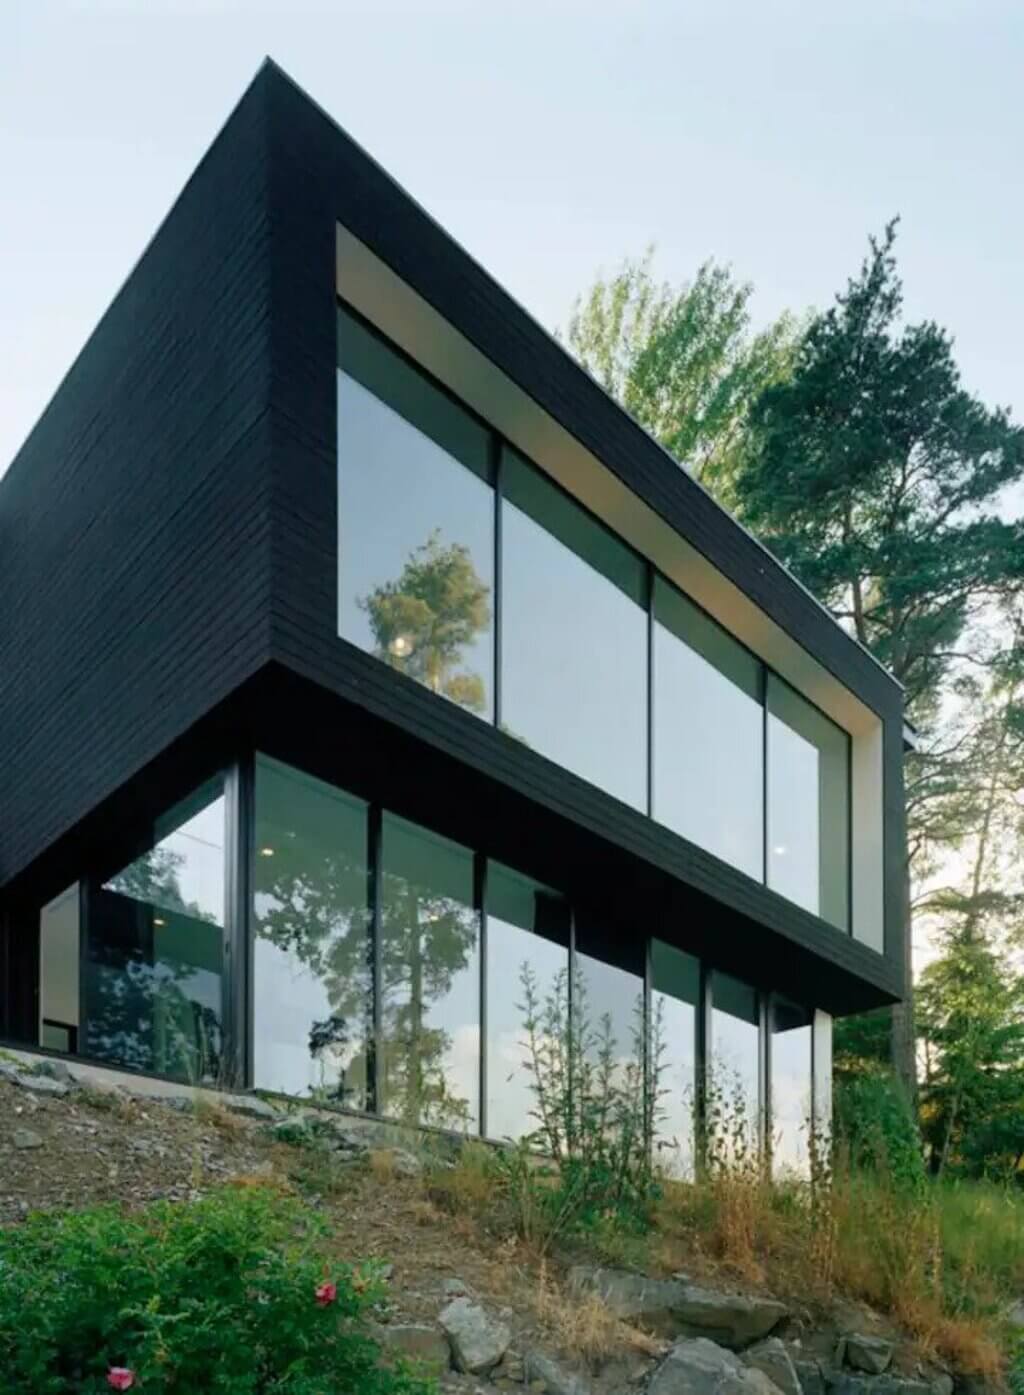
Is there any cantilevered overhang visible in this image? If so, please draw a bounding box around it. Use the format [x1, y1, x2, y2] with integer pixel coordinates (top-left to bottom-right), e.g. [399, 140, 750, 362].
[258, 59, 906, 1006]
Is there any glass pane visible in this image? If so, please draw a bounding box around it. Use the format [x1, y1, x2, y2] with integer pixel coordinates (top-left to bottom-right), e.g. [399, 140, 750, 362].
[767, 675, 850, 929]
[575, 913, 645, 1105]
[771, 996, 812, 1178]
[86, 779, 225, 1083]
[652, 579, 764, 879]
[39, 883, 79, 1050]
[709, 971, 760, 1163]
[485, 863, 570, 1144]
[651, 940, 699, 1179]
[252, 757, 371, 1107]
[501, 450, 648, 809]
[380, 814, 479, 1131]
[337, 312, 495, 721]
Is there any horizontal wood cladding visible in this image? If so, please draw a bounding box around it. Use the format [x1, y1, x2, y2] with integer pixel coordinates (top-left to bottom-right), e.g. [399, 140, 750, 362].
[0, 77, 277, 889]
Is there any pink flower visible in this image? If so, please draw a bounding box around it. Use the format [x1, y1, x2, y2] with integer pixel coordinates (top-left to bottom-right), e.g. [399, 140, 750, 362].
[315, 1280, 337, 1307]
[107, 1370, 135, 1391]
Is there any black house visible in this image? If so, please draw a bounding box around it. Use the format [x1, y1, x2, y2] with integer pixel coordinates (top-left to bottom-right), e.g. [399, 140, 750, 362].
[0, 62, 906, 1173]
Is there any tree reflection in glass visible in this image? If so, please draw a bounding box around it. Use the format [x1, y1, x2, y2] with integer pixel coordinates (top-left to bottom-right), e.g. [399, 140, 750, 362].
[252, 761, 371, 1107]
[359, 529, 491, 714]
[87, 782, 225, 1083]
[380, 815, 479, 1132]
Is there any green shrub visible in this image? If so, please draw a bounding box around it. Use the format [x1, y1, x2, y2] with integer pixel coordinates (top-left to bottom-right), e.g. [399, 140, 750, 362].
[0, 1184, 433, 1394]
[833, 1069, 925, 1191]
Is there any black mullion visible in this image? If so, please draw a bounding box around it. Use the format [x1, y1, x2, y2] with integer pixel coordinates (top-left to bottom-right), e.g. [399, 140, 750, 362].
[643, 932, 654, 1161]
[761, 666, 770, 888]
[646, 565, 655, 819]
[368, 805, 383, 1115]
[696, 963, 712, 1173]
[846, 733, 854, 936]
[760, 992, 771, 1173]
[223, 755, 254, 1089]
[477, 853, 488, 1139]
[493, 438, 503, 732]
[568, 904, 576, 1154]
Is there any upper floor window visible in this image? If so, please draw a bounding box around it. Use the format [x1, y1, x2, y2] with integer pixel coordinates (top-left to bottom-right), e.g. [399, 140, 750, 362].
[652, 577, 763, 880]
[766, 675, 849, 931]
[500, 450, 648, 809]
[337, 309, 495, 720]
[336, 305, 859, 940]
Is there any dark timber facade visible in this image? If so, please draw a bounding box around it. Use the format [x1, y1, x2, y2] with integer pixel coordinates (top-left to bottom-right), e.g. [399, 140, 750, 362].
[0, 62, 906, 1169]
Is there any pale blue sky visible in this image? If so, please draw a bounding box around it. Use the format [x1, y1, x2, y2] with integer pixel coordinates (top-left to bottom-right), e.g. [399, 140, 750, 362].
[1, 0, 1021, 477]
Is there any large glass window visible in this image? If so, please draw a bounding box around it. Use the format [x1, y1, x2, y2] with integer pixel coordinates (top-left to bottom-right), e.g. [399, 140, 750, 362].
[767, 675, 850, 929]
[85, 779, 226, 1083]
[252, 757, 371, 1106]
[651, 940, 699, 1178]
[484, 863, 570, 1143]
[337, 309, 495, 720]
[500, 450, 648, 810]
[709, 971, 760, 1161]
[39, 884, 80, 1053]
[770, 996, 812, 1178]
[380, 814, 479, 1131]
[575, 912, 646, 1098]
[652, 579, 764, 879]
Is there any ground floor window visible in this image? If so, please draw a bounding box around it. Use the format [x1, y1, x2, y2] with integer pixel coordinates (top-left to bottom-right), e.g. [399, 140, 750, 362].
[12, 752, 834, 1165]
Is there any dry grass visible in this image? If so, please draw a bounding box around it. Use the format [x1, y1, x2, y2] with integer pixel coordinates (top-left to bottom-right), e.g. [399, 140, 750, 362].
[193, 1094, 248, 1136]
[532, 1261, 664, 1368]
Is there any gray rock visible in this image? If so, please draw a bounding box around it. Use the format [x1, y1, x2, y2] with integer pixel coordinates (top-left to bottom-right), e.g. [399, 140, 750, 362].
[493, 1351, 526, 1383]
[378, 1323, 451, 1374]
[1005, 1299, 1024, 1330]
[442, 1277, 470, 1298]
[522, 1350, 591, 1395]
[12, 1071, 69, 1097]
[438, 1297, 510, 1374]
[845, 1336, 894, 1375]
[930, 1376, 954, 1395]
[649, 1337, 786, 1395]
[220, 1092, 278, 1120]
[381, 1146, 423, 1177]
[12, 1127, 43, 1149]
[745, 1337, 804, 1395]
[794, 1359, 826, 1395]
[31, 1059, 75, 1082]
[569, 1266, 787, 1347]
[825, 1372, 931, 1395]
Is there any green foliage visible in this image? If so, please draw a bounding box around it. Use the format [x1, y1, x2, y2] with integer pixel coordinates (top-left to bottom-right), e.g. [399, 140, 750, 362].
[737, 218, 1024, 719]
[833, 1069, 925, 1192]
[0, 1185, 431, 1395]
[918, 933, 1024, 1180]
[479, 963, 663, 1249]
[565, 249, 800, 498]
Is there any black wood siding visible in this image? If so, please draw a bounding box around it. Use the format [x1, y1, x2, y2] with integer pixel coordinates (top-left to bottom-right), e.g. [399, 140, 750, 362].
[0, 77, 276, 891]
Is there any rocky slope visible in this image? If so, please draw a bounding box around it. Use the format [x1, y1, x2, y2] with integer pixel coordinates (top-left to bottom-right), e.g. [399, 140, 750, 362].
[0, 1055, 983, 1395]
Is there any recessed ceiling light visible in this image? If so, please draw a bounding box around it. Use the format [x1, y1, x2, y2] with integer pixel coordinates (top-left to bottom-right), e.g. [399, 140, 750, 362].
[388, 634, 414, 658]
[154, 916, 166, 926]
[772, 845, 788, 857]
[259, 846, 275, 857]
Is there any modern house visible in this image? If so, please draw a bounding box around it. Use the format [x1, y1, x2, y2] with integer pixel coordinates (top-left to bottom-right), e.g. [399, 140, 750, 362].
[0, 62, 906, 1174]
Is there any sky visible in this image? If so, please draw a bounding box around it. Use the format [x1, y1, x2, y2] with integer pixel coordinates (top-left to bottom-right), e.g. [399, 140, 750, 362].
[2, 0, 1023, 480]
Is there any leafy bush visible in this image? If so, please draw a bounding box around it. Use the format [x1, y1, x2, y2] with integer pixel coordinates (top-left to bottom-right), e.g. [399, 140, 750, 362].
[833, 1068, 925, 1191]
[0, 1184, 432, 1394]
[508, 963, 662, 1240]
